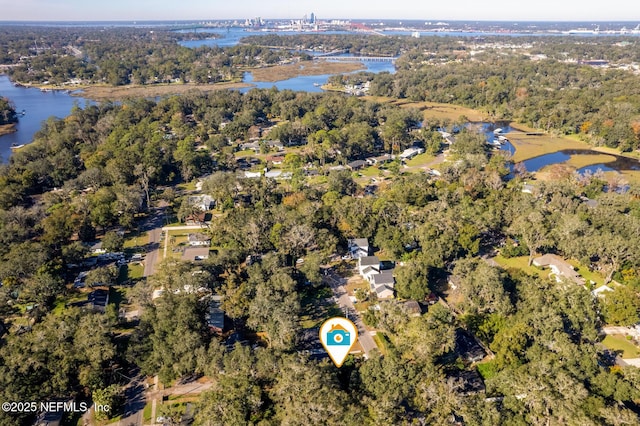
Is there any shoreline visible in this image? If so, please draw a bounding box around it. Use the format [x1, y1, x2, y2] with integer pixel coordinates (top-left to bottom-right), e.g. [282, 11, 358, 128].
[0, 123, 17, 136]
[70, 81, 254, 100]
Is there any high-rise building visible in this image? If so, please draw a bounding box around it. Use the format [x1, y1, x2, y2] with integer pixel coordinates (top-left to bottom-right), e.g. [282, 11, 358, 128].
[310, 12, 315, 24]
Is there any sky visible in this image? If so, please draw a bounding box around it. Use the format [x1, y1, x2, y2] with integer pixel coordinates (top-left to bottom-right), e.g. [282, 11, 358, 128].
[0, 0, 639, 22]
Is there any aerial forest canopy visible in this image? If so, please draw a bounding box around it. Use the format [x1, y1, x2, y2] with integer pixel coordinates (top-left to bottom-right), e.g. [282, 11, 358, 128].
[0, 86, 639, 424]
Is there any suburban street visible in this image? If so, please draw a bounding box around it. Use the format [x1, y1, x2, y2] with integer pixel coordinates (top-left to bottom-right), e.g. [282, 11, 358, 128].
[142, 205, 168, 277]
[103, 370, 146, 426]
[323, 269, 378, 357]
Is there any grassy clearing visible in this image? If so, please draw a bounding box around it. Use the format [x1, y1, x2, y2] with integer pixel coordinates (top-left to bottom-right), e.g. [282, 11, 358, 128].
[610, 170, 640, 185]
[250, 60, 365, 82]
[568, 260, 603, 286]
[358, 166, 382, 177]
[476, 361, 498, 380]
[507, 132, 593, 163]
[592, 146, 640, 160]
[345, 277, 368, 296]
[52, 293, 87, 316]
[118, 262, 144, 283]
[123, 231, 148, 250]
[396, 101, 486, 122]
[306, 175, 328, 186]
[493, 255, 546, 278]
[373, 333, 391, 356]
[602, 334, 640, 358]
[235, 149, 257, 158]
[143, 403, 152, 423]
[177, 180, 198, 191]
[406, 152, 437, 167]
[563, 153, 618, 169]
[74, 82, 252, 100]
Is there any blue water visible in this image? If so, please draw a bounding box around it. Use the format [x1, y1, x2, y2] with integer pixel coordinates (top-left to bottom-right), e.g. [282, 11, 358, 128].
[240, 58, 395, 92]
[522, 150, 640, 173]
[0, 75, 90, 161]
[242, 72, 326, 93]
[178, 28, 355, 48]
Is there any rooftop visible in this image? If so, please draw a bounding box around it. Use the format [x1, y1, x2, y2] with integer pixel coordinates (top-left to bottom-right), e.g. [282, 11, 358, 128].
[182, 247, 210, 262]
[359, 256, 380, 267]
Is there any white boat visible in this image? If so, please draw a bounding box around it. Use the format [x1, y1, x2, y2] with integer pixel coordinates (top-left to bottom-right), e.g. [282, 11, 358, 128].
[632, 24, 640, 34]
[10, 144, 25, 151]
[493, 128, 503, 135]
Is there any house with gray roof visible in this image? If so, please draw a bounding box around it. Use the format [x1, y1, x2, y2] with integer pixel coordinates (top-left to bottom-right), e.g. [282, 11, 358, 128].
[533, 254, 585, 285]
[182, 247, 210, 262]
[348, 238, 370, 259]
[358, 256, 380, 276]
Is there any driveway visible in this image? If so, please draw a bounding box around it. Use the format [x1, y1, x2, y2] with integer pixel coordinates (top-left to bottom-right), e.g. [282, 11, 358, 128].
[323, 270, 378, 357]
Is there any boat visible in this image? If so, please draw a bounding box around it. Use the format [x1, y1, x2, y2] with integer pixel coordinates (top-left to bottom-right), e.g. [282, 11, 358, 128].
[493, 128, 503, 135]
[632, 24, 640, 34]
[313, 82, 321, 87]
[10, 143, 25, 151]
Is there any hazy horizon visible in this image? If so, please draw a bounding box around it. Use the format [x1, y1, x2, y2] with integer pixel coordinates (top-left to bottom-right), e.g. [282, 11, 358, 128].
[0, 0, 638, 22]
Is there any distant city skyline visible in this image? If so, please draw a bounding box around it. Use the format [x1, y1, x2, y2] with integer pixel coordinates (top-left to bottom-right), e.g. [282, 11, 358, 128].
[0, 0, 639, 22]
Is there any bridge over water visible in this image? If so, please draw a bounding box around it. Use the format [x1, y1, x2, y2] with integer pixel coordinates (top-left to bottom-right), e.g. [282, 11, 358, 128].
[317, 55, 398, 62]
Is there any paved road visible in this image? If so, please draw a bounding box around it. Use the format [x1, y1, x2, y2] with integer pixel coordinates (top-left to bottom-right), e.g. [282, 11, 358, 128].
[142, 207, 168, 277]
[105, 370, 146, 426]
[323, 270, 378, 357]
[602, 326, 640, 337]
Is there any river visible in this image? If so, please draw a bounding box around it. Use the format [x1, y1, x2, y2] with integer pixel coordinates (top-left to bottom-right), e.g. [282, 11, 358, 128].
[0, 75, 90, 160]
[476, 123, 640, 175]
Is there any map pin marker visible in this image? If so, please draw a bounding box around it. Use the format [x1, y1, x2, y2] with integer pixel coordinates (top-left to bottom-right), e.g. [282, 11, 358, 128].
[320, 317, 358, 368]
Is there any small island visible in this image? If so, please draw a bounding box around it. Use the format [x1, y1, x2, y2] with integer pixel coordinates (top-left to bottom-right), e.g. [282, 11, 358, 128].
[0, 96, 18, 136]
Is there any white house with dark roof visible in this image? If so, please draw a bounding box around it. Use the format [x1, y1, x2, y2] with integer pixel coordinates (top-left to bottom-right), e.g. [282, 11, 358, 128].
[370, 270, 395, 299]
[358, 256, 380, 276]
[348, 238, 370, 259]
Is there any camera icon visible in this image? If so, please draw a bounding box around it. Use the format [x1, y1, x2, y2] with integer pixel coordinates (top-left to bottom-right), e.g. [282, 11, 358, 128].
[326, 324, 351, 346]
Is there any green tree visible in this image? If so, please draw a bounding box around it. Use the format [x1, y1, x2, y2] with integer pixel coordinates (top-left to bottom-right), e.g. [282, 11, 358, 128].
[102, 230, 124, 252]
[600, 286, 640, 326]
